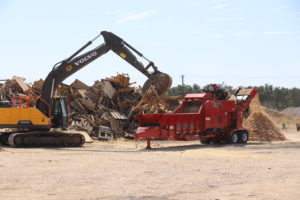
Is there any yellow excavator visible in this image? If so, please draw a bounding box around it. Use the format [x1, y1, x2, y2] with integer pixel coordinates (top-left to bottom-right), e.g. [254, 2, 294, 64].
[0, 31, 172, 147]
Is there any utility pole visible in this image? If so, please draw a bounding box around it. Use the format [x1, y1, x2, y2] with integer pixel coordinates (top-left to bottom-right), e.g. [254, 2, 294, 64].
[181, 74, 184, 86]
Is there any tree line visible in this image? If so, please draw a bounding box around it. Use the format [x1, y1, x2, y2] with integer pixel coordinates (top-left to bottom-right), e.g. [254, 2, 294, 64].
[167, 84, 300, 111]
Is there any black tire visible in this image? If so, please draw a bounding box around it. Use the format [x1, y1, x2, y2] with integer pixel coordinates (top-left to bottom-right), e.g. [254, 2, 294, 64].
[238, 131, 249, 144]
[226, 132, 238, 144]
[211, 139, 221, 144]
[200, 138, 210, 144]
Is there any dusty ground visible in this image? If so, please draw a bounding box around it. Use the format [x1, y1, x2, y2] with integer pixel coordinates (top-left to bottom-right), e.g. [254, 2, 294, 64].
[1, 130, 300, 200]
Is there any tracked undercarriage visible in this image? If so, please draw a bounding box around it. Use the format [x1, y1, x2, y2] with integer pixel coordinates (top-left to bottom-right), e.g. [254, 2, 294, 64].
[0, 129, 85, 147]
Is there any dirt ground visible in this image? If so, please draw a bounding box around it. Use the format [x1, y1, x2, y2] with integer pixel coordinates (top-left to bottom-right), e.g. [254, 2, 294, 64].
[1, 130, 300, 200]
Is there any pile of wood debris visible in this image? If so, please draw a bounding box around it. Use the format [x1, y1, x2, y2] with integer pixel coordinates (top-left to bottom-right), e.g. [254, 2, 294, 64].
[0, 74, 179, 139]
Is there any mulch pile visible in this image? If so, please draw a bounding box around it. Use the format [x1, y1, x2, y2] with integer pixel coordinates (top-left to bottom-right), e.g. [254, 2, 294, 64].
[244, 96, 286, 141]
[244, 112, 286, 141]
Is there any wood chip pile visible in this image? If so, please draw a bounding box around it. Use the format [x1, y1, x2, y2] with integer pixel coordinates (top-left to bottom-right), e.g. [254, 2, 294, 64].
[244, 95, 287, 141]
[244, 112, 286, 141]
[0, 74, 179, 138]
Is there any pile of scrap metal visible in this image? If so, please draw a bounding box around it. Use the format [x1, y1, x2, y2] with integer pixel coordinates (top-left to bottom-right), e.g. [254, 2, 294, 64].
[0, 74, 180, 139]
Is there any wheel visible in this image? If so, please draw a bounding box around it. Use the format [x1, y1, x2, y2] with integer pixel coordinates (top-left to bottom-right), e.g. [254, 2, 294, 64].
[226, 132, 238, 144]
[200, 138, 211, 144]
[238, 131, 249, 144]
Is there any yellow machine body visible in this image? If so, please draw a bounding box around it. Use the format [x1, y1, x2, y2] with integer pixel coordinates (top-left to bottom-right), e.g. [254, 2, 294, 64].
[0, 107, 50, 129]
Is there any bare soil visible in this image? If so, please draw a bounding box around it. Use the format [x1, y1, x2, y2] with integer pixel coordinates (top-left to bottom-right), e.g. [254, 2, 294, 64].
[282, 107, 300, 118]
[1, 130, 300, 200]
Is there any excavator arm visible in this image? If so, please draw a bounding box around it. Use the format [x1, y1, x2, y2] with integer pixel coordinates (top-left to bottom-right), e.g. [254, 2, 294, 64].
[36, 31, 172, 116]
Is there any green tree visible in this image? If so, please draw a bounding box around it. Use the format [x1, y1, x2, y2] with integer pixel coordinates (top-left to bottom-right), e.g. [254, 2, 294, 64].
[167, 84, 200, 97]
[168, 83, 300, 111]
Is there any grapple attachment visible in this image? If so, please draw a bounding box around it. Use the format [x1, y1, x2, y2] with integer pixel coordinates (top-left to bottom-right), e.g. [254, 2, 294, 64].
[142, 72, 172, 96]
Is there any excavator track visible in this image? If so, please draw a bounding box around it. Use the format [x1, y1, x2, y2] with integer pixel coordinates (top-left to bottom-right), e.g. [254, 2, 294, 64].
[3, 130, 85, 147]
[0, 131, 18, 146]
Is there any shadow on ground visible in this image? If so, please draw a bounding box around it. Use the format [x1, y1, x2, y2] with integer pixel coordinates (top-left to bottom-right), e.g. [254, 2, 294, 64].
[2, 140, 299, 153]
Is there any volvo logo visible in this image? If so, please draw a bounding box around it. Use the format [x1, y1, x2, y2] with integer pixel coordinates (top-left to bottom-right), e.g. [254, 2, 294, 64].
[74, 52, 97, 66]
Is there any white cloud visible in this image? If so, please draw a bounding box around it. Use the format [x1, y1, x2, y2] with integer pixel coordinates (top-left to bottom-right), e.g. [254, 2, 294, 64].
[117, 10, 157, 24]
[233, 31, 252, 36]
[212, 4, 227, 11]
[213, 34, 224, 38]
[261, 31, 289, 35]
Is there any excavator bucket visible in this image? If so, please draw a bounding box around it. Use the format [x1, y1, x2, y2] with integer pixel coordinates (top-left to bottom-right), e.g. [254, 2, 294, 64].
[142, 72, 172, 96]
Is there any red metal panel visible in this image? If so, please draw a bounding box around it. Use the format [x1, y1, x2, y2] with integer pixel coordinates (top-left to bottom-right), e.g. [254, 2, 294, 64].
[135, 87, 258, 147]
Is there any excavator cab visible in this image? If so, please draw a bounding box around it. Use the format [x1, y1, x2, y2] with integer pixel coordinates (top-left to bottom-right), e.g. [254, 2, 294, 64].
[51, 97, 68, 128]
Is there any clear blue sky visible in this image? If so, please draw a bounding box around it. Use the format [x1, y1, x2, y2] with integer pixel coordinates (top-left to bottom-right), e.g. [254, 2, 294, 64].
[1, 0, 299, 88]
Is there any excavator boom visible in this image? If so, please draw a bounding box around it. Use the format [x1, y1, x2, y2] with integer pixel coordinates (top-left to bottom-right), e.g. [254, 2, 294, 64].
[37, 31, 172, 116]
